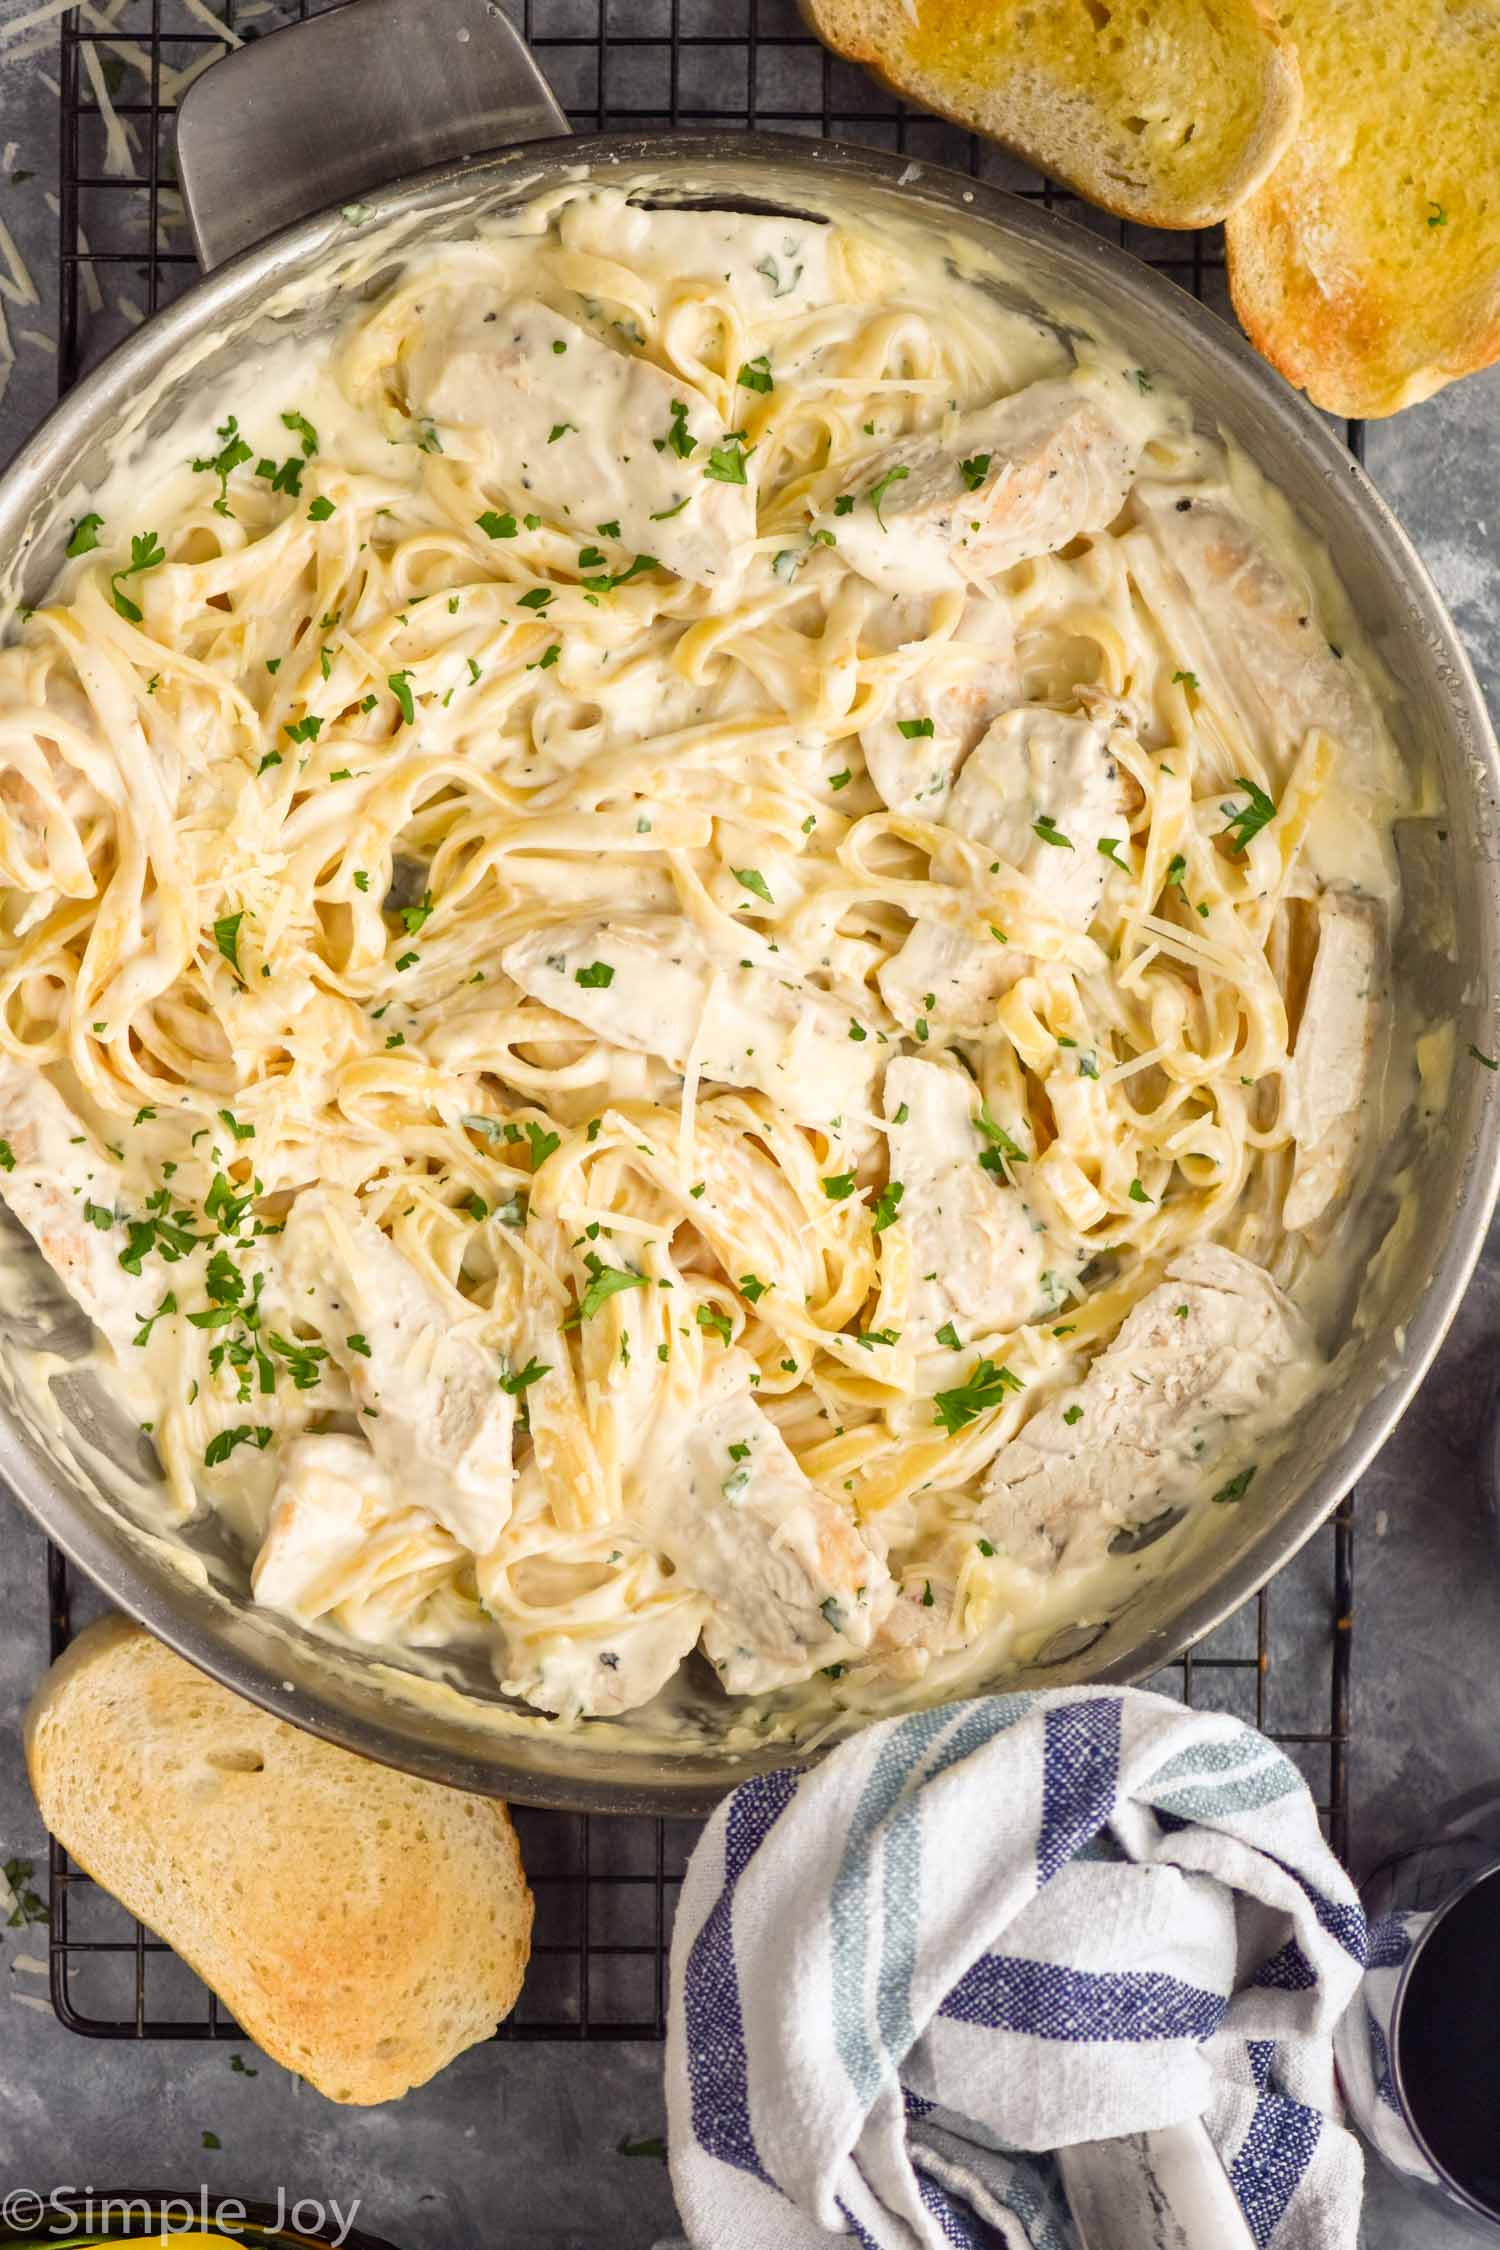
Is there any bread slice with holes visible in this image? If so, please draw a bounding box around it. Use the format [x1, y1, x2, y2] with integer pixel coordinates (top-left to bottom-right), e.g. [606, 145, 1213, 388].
[799, 0, 1301, 229]
[1227, 0, 1500, 418]
[24, 1617, 532, 2104]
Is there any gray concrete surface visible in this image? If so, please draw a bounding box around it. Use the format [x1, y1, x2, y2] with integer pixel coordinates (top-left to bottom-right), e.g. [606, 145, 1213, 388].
[0, 6, 1498, 2243]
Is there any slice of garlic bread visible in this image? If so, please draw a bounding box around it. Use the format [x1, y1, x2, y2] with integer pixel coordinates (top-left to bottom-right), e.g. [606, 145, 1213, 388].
[26, 1617, 533, 2105]
[800, 0, 1301, 229]
[1227, 0, 1500, 418]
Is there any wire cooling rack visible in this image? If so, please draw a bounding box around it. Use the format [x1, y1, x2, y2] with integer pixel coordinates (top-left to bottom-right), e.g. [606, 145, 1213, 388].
[42, 0, 1359, 2044]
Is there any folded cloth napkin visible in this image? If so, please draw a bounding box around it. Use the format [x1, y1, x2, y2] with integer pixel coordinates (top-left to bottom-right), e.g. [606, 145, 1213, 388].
[665, 1687, 1368, 2250]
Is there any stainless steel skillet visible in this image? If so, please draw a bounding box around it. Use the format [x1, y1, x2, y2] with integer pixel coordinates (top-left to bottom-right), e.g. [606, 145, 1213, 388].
[0, 0, 1494, 1814]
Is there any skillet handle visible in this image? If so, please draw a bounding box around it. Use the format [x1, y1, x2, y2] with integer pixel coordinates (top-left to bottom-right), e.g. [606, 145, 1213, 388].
[175, 0, 569, 271]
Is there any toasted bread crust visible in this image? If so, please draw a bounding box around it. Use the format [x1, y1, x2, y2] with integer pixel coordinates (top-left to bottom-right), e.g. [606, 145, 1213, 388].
[1226, 0, 1500, 418]
[26, 1619, 533, 2105]
[801, 0, 1301, 230]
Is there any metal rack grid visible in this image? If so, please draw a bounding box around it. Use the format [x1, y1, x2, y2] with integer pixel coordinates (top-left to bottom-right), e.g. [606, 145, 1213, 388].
[44, 0, 1359, 2045]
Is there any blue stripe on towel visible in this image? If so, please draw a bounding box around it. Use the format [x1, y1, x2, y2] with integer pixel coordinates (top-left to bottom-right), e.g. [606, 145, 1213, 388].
[918, 2169, 1005, 2248]
[1038, 1699, 1121, 1882]
[1266, 1853, 1368, 1966]
[832, 1706, 957, 2104]
[1366, 1914, 1414, 1971]
[939, 1954, 1227, 2043]
[834, 1701, 1036, 2104]
[1253, 1937, 1319, 1993]
[684, 1766, 798, 2181]
[1229, 2094, 1322, 2247]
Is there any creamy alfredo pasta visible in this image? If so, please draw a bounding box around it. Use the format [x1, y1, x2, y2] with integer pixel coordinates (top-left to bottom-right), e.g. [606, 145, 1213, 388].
[0, 187, 1410, 1724]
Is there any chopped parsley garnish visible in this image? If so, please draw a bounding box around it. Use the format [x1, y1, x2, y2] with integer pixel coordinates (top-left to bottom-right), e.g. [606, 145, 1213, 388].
[596, 519, 621, 538]
[738, 1273, 770, 1303]
[663, 399, 695, 460]
[1428, 201, 1448, 229]
[1221, 776, 1277, 853]
[190, 416, 253, 515]
[282, 408, 318, 456]
[958, 453, 991, 491]
[84, 1201, 113, 1230]
[1166, 853, 1187, 888]
[1063, 1403, 1084, 1426]
[871, 1180, 904, 1233]
[737, 355, 773, 393]
[307, 496, 336, 521]
[1172, 669, 1198, 690]
[935, 1321, 962, 1351]
[204, 1424, 272, 1467]
[500, 1357, 551, 1396]
[477, 509, 518, 539]
[399, 891, 434, 935]
[109, 529, 166, 622]
[353, 870, 370, 892]
[696, 1303, 733, 1345]
[283, 714, 322, 743]
[821, 1171, 856, 1201]
[66, 510, 105, 555]
[705, 439, 750, 484]
[855, 1327, 900, 1350]
[1212, 1465, 1256, 1504]
[829, 768, 852, 790]
[932, 1357, 1023, 1435]
[897, 716, 934, 739]
[518, 586, 555, 611]
[974, 1104, 1027, 1165]
[217, 1108, 254, 1143]
[650, 494, 691, 520]
[867, 463, 909, 528]
[575, 1254, 649, 1321]
[1469, 1044, 1498, 1070]
[848, 1020, 868, 1042]
[212, 911, 245, 973]
[1032, 813, 1072, 849]
[1097, 837, 1129, 870]
[133, 1291, 177, 1347]
[548, 422, 577, 444]
[1127, 1178, 1151, 1203]
[575, 961, 615, 988]
[346, 1333, 371, 1357]
[733, 866, 773, 905]
[394, 950, 419, 972]
[388, 669, 415, 725]
[524, 1120, 561, 1171]
[257, 750, 282, 775]
[266, 1330, 329, 1390]
[755, 253, 802, 298]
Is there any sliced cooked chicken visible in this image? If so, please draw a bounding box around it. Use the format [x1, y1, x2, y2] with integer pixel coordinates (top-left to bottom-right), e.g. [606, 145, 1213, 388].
[979, 1245, 1314, 1571]
[816, 378, 1140, 596]
[1131, 482, 1406, 893]
[882, 1057, 1047, 1346]
[858, 592, 1021, 819]
[642, 1350, 893, 1694]
[0, 1057, 144, 1356]
[279, 1187, 514, 1554]
[501, 915, 879, 1130]
[1284, 890, 1388, 1234]
[405, 297, 756, 594]
[252, 1432, 467, 1643]
[878, 706, 1126, 1029]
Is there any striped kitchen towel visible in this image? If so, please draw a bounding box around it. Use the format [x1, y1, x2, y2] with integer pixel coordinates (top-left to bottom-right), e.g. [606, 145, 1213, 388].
[665, 1688, 1367, 2250]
